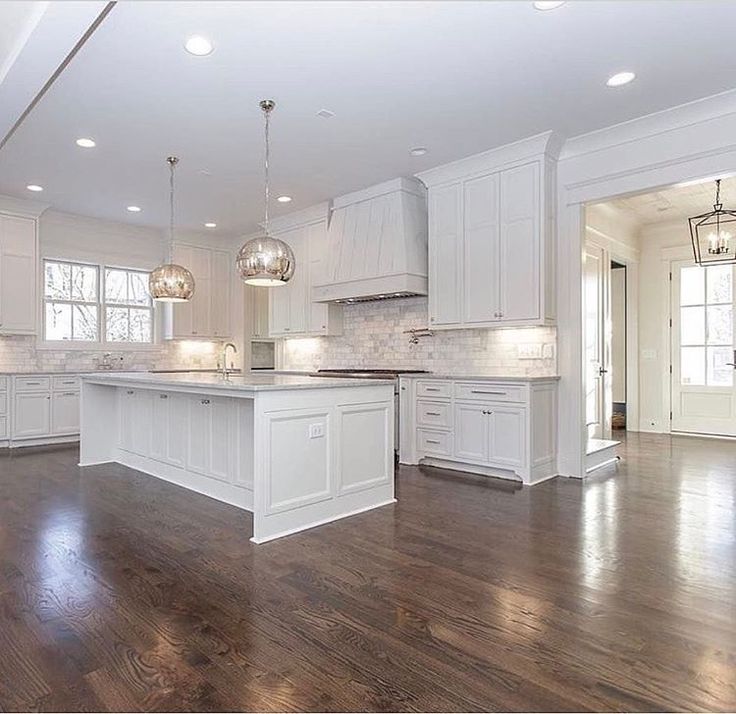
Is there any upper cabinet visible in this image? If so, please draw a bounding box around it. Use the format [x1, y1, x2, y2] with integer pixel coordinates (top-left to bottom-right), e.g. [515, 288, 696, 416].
[166, 244, 231, 339]
[245, 285, 270, 339]
[417, 132, 560, 330]
[266, 204, 342, 338]
[0, 211, 40, 335]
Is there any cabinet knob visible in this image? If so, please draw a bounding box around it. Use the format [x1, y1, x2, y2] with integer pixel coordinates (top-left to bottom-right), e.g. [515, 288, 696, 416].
[201, 399, 210, 405]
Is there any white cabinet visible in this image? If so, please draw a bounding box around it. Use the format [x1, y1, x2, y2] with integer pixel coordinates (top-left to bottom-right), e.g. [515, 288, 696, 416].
[0, 214, 37, 335]
[13, 392, 51, 439]
[246, 285, 270, 339]
[167, 244, 231, 340]
[51, 391, 80, 435]
[267, 207, 342, 338]
[400, 376, 558, 485]
[119, 388, 152, 456]
[419, 132, 558, 330]
[187, 395, 233, 482]
[0, 377, 7, 441]
[150, 392, 186, 467]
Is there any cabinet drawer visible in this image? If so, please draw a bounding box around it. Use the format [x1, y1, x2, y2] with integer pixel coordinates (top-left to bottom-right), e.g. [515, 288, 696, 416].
[454, 382, 525, 403]
[52, 375, 80, 391]
[14, 376, 51, 392]
[417, 400, 453, 429]
[416, 380, 452, 399]
[417, 428, 452, 457]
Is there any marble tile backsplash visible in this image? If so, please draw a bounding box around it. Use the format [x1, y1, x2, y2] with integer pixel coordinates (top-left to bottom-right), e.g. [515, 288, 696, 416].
[282, 297, 557, 376]
[0, 335, 221, 373]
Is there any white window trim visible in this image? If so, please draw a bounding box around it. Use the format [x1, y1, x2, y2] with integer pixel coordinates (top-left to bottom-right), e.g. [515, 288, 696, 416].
[39, 258, 160, 351]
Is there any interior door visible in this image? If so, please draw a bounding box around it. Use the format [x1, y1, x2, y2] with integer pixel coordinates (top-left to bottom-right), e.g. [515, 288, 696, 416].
[584, 243, 612, 439]
[671, 261, 736, 435]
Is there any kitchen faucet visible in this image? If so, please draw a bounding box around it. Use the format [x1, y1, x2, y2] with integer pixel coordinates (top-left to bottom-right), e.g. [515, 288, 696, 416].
[220, 342, 238, 378]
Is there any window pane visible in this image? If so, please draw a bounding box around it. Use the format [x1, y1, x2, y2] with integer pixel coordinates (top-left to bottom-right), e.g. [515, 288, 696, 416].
[680, 266, 705, 306]
[44, 262, 71, 300]
[707, 346, 734, 387]
[105, 269, 127, 303]
[128, 272, 151, 306]
[129, 308, 151, 342]
[706, 265, 732, 304]
[72, 305, 98, 341]
[106, 307, 129, 341]
[71, 264, 97, 302]
[45, 302, 71, 340]
[680, 306, 705, 345]
[681, 346, 705, 386]
[707, 305, 733, 345]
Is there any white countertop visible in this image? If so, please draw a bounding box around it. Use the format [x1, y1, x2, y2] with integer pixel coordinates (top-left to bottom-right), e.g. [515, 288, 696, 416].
[81, 371, 395, 393]
[398, 374, 560, 382]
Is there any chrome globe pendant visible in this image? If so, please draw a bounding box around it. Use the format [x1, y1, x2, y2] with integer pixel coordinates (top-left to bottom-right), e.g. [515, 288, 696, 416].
[149, 156, 196, 302]
[236, 100, 295, 286]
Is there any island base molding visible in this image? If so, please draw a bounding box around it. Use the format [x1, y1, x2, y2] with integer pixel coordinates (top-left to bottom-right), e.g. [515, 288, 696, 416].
[80, 377, 395, 543]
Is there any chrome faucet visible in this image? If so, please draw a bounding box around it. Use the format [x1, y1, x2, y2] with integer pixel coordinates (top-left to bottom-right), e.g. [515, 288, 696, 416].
[220, 342, 238, 378]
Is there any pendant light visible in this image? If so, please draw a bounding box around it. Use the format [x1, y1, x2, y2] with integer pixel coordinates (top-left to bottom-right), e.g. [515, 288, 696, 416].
[689, 179, 736, 266]
[236, 100, 295, 286]
[149, 156, 196, 302]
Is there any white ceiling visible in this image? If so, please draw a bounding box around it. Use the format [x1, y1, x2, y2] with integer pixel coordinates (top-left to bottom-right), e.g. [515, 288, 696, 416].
[609, 175, 736, 226]
[0, 1, 46, 83]
[2, 1, 736, 236]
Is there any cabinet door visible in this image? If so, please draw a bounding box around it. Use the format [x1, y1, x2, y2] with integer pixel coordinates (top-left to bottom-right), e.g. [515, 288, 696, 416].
[188, 396, 211, 475]
[488, 406, 526, 469]
[463, 174, 500, 324]
[499, 162, 540, 322]
[190, 247, 212, 337]
[252, 286, 269, 338]
[286, 230, 307, 334]
[0, 215, 36, 334]
[150, 392, 170, 462]
[151, 392, 186, 466]
[210, 250, 231, 338]
[171, 245, 195, 337]
[119, 389, 135, 450]
[51, 391, 80, 435]
[13, 392, 51, 438]
[453, 402, 488, 462]
[307, 221, 331, 334]
[131, 390, 152, 456]
[429, 183, 462, 326]
[208, 397, 232, 481]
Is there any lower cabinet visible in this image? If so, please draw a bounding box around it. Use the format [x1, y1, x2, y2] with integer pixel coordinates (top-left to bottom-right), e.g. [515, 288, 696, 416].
[51, 391, 80, 435]
[13, 391, 51, 439]
[187, 395, 233, 482]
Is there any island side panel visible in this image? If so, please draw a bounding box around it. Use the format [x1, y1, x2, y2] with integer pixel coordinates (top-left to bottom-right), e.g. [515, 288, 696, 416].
[251, 384, 395, 544]
[79, 381, 118, 466]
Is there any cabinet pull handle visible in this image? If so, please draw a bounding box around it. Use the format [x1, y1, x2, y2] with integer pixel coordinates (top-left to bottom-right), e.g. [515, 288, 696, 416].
[62, 392, 76, 397]
[160, 394, 168, 399]
[425, 387, 440, 392]
[426, 411, 441, 416]
[25, 381, 41, 385]
[201, 399, 210, 405]
[471, 390, 505, 395]
[126, 390, 134, 395]
[482, 410, 494, 415]
[426, 439, 441, 445]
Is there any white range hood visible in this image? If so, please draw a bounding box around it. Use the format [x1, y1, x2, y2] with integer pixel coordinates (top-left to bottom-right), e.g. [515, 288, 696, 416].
[312, 177, 428, 303]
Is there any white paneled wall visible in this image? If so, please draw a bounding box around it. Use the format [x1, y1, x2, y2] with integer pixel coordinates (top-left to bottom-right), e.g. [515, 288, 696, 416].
[281, 296, 556, 375]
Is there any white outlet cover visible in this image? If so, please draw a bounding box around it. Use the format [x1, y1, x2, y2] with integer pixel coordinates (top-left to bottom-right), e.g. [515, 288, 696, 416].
[309, 423, 325, 438]
[518, 344, 542, 360]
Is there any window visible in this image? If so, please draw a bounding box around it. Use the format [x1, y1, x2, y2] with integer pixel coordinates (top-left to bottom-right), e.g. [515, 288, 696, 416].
[43, 260, 153, 345]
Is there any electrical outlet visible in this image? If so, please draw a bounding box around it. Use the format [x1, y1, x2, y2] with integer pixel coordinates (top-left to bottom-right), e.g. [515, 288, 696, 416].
[308, 423, 325, 439]
[518, 344, 542, 359]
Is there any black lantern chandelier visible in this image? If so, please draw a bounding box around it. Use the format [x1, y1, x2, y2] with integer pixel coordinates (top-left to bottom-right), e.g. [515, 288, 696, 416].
[689, 179, 736, 266]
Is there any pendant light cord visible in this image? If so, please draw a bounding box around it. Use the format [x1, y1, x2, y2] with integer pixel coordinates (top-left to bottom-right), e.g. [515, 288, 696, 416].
[715, 179, 722, 210]
[260, 99, 275, 236]
[167, 156, 179, 263]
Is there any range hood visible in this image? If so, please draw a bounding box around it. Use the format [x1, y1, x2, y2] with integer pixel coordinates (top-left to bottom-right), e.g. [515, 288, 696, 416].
[312, 177, 428, 303]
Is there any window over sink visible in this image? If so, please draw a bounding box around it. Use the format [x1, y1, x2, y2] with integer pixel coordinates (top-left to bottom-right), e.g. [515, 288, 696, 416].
[43, 260, 154, 346]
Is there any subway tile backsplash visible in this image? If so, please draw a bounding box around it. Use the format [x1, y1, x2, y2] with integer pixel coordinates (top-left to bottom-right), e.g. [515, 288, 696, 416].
[281, 297, 557, 376]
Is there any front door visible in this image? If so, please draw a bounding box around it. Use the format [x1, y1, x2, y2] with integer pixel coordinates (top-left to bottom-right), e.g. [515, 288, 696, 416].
[671, 261, 736, 436]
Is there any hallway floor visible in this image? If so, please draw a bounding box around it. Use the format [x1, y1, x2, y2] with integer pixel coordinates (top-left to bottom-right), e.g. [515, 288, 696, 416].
[0, 433, 734, 711]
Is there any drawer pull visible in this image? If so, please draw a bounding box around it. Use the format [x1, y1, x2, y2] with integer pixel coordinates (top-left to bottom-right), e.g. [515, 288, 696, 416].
[62, 392, 77, 397]
[25, 381, 41, 386]
[482, 410, 494, 415]
[201, 399, 210, 405]
[425, 387, 440, 392]
[471, 390, 506, 395]
[425, 411, 441, 416]
[159, 394, 168, 399]
[126, 390, 134, 395]
[425, 439, 441, 445]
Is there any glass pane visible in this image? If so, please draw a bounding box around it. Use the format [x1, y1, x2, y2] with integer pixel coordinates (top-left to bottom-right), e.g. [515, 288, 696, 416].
[128, 272, 151, 306]
[72, 305, 98, 340]
[681, 346, 705, 386]
[106, 307, 129, 341]
[680, 266, 705, 306]
[706, 265, 732, 304]
[129, 308, 152, 342]
[707, 305, 733, 345]
[707, 347, 734, 387]
[680, 306, 705, 345]
[105, 269, 127, 303]
[45, 302, 71, 340]
[44, 262, 71, 300]
[71, 264, 97, 302]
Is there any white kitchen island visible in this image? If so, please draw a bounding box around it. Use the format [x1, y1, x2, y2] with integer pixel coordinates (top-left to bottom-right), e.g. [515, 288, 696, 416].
[79, 372, 395, 543]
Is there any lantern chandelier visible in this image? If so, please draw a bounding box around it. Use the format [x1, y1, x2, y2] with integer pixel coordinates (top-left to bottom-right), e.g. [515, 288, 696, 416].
[148, 156, 196, 302]
[236, 100, 295, 286]
[689, 179, 736, 266]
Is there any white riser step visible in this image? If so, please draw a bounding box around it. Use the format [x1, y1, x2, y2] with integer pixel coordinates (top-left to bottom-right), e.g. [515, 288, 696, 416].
[586, 438, 621, 474]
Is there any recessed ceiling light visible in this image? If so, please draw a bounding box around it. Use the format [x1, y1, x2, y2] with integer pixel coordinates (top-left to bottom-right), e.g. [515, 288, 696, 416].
[533, 1, 566, 9]
[410, 147, 428, 157]
[76, 137, 96, 148]
[126, 205, 141, 213]
[277, 195, 292, 203]
[316, 109, 335, 119]
[26, 184, 43, 192]
[606, 71, 636, 87]
[184, 35, 214, 56]
[204, 222, 217, 228]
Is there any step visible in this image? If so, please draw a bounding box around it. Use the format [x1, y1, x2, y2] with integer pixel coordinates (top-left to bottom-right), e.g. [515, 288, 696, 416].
[585, 438, 621, 474]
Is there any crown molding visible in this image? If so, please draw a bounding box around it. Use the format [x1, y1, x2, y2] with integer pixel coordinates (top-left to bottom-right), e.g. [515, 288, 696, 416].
[0, 193, 50, 218]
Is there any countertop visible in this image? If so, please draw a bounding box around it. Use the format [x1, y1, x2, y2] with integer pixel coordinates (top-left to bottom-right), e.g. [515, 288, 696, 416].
[398, 374, 560, 382]
[81, 371, 395, 393]
[0, 368, 239, 376]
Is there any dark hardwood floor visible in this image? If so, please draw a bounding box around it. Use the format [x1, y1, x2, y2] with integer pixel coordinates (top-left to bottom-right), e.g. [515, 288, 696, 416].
[0, 432, 735, 712]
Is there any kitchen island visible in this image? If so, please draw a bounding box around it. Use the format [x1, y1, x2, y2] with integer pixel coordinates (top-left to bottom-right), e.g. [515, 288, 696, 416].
[80, 372, 395, 543]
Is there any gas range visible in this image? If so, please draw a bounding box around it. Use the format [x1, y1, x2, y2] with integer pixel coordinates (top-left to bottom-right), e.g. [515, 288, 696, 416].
[311, 368, 429, 381]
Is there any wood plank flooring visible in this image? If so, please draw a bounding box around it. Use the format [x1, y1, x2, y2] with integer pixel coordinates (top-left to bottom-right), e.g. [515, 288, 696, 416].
[0, 432, 735, 711]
